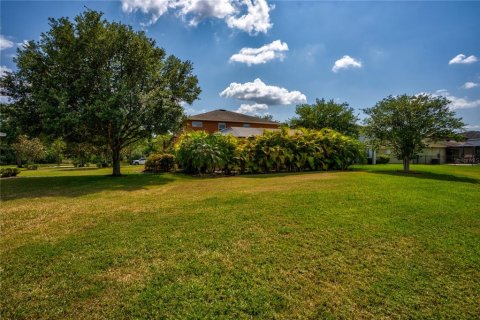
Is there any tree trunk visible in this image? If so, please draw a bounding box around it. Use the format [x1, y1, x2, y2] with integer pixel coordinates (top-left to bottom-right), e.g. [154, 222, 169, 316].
[112, 147, 122, 176]
[403, 157, 410, 172]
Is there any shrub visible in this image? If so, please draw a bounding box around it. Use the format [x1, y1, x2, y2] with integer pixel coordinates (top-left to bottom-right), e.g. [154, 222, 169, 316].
[377, 154, 390, 164]
[236, 128, 364, 173]
[174, 128, 364, 175]
[145, 153, 175, 173]
[175, 131, 236, 174]
[0, 167, 21, 178]
[26, 165, 38, 170]
[12, 135, 46, 166]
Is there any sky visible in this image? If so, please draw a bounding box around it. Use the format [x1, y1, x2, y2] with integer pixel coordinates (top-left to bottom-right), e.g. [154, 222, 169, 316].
[1, 0, 480, 129]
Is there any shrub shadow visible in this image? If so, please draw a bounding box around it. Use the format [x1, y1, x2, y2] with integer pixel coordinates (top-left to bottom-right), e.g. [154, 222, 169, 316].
[1, 174, 176, 201]
[367, 169, 479, 184]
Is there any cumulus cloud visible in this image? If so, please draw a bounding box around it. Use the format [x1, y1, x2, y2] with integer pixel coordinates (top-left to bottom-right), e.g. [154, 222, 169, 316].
[332, 55, 362, 72]
[0, 65, 12, 77]
[464, 124, 480, 130]
[220, 78, 307, 105]
[225, 0, 272, 34]
[0, 35, 14, 51]
[449, 54, 477, 65]
[229, 40, 288, 66]
[121, 0, 273, 34]
[462, 82, 479, 89]
[434, 89, 480, 110]
[236, 103, 268, 115]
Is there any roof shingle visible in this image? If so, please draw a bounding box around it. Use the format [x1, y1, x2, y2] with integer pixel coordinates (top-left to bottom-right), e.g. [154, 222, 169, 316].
[188, 109, 278, 125]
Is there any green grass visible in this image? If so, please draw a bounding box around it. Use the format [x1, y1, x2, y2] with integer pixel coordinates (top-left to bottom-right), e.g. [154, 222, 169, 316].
[1, 164, 479, 319]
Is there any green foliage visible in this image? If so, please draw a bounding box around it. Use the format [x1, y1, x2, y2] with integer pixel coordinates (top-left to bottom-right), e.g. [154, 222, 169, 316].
[0, 167, 21, 178]
[290, 98, 359, 137]
[12, 135, 46, 166]
[364, 94, 465, 171]
[0, 10, 200, 176]
[145, 153, 175, 173]
[237, 128, 364, 174]
[49, 138, 67, 166]
[175, 131, 237, 174]
[68, 142, 96, 167]
[175, 128, 364, 174]
[377, 154, 390, 164]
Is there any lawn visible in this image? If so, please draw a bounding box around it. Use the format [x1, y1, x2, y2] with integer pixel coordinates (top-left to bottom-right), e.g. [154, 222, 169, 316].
[1, 164, 479, 319]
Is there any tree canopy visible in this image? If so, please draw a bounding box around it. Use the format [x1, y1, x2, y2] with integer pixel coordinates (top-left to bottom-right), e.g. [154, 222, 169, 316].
[0, 10, 201, 175]
[364, 94, 464, 172]
[289, 98, 359, 137]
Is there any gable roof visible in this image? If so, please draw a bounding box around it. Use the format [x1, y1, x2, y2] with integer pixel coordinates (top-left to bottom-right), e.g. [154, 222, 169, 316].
[188, 109, 278, 125]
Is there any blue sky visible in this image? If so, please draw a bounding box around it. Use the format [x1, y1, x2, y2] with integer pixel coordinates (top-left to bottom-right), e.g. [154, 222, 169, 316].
[1, 0, 479, 128]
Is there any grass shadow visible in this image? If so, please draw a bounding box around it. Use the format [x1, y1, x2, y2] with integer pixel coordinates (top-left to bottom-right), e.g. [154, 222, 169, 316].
[368, 169, 480, 184]
[1, 173, 176, 201]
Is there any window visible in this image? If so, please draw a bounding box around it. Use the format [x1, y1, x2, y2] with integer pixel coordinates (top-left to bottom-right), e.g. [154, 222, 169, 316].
[218, 122, 226, 131]
[192, 121, 203, 128]
[243, 123, 251, 128]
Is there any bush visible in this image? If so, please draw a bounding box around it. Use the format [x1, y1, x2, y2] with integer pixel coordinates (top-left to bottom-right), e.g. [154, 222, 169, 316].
[377, 154, 390, 164]
[175, 132, 236, 174]
[145, 153, 175, 173]
[0, 167, 21, 178]
[174, 128, 364, 175]
[236, 128, 364, 173]
[26, 165, 38, 170]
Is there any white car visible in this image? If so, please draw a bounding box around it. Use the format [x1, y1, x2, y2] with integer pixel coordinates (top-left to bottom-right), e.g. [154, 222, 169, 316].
[132, 158, 146, 165]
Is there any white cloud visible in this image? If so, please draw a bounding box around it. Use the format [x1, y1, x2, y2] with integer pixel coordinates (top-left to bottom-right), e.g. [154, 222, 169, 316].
[229, 40, 288, 66]
[0, 35, 14, 51]
[16, 40, 29, 49]
[225, 0, 272, 34]
[220, 78, 307, 105]
[0, 65, 12, 77]
[449, 54, 477, 65]
[332, 55, 362, 72]
[464, 124, 480, 130]
[462, 82, 479, 89]
[121, 0, 273, 34]
[236, 103, 268, 115]
[434, 89, 480, 110]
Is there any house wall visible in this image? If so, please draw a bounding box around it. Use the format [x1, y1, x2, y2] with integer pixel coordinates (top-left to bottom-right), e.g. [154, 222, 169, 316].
[185, 120, 279, 133]
[378, 147, 447, 164]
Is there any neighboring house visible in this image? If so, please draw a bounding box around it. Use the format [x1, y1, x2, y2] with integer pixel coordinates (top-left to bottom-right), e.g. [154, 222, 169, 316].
[445, 131, 480, 163]
[366, 131, 480, 164]
[185, 109, 280, 134]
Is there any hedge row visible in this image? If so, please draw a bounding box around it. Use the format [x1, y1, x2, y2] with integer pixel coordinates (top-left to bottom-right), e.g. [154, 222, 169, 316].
[173, 128, 364, 174]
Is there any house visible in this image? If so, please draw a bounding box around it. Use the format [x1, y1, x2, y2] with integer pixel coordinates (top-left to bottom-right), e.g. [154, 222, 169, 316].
[370, 131, 480, 164]
[185, 109, 280, 134]
[445, 131, 480, 163]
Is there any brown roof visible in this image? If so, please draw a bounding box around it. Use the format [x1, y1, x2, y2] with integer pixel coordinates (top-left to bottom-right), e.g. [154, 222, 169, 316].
[188, 109, 278, 125]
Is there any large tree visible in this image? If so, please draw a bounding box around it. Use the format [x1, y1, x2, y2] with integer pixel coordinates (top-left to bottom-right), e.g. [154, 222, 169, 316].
[364, 94, 464, 172]
[289, 98, 359, 137]
[0, 10, 201, 175]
